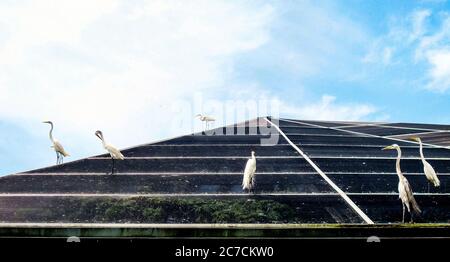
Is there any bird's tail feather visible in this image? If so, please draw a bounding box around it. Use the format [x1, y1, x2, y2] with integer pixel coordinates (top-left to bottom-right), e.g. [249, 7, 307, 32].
[242, 173, 251, 190]
[410, 196, 421, 215]
[434, 178, 440, 187]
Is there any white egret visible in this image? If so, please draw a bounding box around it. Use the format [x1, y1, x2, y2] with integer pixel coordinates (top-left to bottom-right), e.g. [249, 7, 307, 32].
[242, 151, 256, 193]
[195, 114, 215, 130]
[409, 136, 440, 191]
[43, 121, 69, 164]
[95, 130, 124, 175]
[382, 144, 421, 223]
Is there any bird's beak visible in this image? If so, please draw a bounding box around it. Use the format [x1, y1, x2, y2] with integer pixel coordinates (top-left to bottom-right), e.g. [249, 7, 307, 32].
[409, 136, 420, 142]
[95, 132, 101, 139]
[382, 146, 393, 150]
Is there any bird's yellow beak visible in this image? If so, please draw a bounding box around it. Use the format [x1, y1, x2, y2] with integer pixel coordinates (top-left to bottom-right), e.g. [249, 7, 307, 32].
[382, 145, 394, 150]
[409, 136, 420, 142]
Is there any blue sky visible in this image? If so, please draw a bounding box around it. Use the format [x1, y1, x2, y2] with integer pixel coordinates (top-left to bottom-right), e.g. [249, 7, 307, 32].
[1, 0, 450, 175]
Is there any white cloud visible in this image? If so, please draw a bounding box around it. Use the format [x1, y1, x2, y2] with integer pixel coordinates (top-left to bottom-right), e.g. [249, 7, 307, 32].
[364, 9, 450, 92]
[206, 82, 380, 123]
[415, 13, 450, 92]
[279, 95, 378, 121]
[0, 1, 384, 174]
[266, 1, 368, 78]
[415, 14, 450, 57]
[0, 0, 120, 64]
[363, 9, 432, 65]
[425, 49, 450, 91]
[0, 0, 274, 153]
[363, 45, 394, 65]
[409, 9, 431, 42]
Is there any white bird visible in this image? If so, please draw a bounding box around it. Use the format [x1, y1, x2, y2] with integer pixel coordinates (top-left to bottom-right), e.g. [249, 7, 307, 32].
[410, 136, 440, 190]
[43, 121, 69, 165]
[382, 144, 421, 223]
[95, 130, 124, 175]
[195, 114, 215, 130]
[242, 151, 256, 193]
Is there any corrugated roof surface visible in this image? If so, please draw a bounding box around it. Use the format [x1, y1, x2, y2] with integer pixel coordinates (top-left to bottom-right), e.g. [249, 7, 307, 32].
[0, 117, 449, 224]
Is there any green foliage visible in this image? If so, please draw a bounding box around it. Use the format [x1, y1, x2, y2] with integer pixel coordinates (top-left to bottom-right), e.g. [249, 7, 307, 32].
[143, 207, 165, 220]
[15, 197, 299, 223]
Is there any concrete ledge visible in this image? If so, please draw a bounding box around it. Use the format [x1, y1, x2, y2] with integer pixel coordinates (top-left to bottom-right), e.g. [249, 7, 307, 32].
[0, 223, 449, 238]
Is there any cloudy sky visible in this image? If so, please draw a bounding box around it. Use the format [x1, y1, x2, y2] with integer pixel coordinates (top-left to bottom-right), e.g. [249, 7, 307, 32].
[1, 0, 450, 175]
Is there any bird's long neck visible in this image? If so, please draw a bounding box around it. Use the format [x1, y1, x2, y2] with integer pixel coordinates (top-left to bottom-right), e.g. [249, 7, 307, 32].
[48, 123, 55, 143]
[418, 139, 425, 161]
[100, 134, 107, 147]
[395, 147, 403, 178]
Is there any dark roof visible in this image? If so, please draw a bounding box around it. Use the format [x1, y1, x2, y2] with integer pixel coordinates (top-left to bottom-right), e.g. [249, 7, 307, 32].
[0, 117, 449, 224]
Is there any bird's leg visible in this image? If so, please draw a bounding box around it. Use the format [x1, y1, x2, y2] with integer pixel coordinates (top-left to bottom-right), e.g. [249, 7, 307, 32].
[111, 158, 115, 175]
[402, 204, 405, 223]
[56, 152, 59, 165]
[427, 183, 430, 193]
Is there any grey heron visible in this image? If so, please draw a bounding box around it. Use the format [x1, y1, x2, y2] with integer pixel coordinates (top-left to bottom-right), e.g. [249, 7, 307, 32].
[196, 114, 215, 130]
[95, 130, 124, 175]
[43, 121, 69, 164]
[409, 136, 440, 191]
[382, 144, 421, 223]
[242, 151, 256, 193]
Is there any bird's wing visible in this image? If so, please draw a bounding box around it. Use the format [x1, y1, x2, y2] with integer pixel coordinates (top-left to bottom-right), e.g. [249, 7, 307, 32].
[403, 178, 421, 214]
[424, 161, 440, 187]
[242, 159, 256, 189]
[53, 141, 70, 157]
[205, 116, 215, 121]
[244, 159, 256, 176]
[106, 144, 125, 160]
